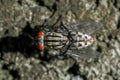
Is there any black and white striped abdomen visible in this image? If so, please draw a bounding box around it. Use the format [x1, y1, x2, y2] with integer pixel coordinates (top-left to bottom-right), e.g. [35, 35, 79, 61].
[45, 32, 69, 49]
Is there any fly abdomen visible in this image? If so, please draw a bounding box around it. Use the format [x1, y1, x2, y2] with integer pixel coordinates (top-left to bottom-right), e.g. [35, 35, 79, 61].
[45, 32, 69, 49]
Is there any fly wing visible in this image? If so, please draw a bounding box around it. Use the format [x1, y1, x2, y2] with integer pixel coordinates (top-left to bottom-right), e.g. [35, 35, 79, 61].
[66, 20, 102, 34]
[66, 47, 100, 59]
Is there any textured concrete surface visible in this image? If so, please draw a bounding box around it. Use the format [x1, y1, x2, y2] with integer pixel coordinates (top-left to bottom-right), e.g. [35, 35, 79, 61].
[0, 0, 120, 80]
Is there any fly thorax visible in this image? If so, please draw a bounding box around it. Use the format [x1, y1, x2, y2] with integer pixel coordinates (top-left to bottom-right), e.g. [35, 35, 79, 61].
[45, 32, 69, 49]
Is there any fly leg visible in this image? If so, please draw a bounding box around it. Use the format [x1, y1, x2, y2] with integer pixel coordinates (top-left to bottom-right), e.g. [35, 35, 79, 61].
[58, 14, 71, 32]
[50, 43, 72, 60]
[53, 45, 78, 63]
[61, 22, 71, 33]
[59, 17, 74, 41]
[41, 14, 64, 32]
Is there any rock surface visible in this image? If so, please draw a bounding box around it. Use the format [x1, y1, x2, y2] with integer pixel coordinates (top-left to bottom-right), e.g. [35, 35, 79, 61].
[0, 0, 120, 80]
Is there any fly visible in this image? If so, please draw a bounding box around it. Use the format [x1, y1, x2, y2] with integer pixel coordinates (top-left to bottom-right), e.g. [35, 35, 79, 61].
[35, 18, 102, 59]
[22, 16, 102, 60]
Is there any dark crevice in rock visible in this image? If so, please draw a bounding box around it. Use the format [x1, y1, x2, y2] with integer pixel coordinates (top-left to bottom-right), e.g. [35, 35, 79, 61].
[17, 0, 22, 5]
[117, 16, 120, 29]
[1, 0, 4, 5]
[68, 62, 87, 80]
[36, 0, 57, 12]
[95, 0, 100, 8]
[36, 0, 45, 6]
[0, 52, 4, 60]
[113, 0, 117, 8]
[2, 64, 8, 70]
[52, 2, 57, 11]
[108, 34, 112, 40]
[113, 0, 120, 11]
[4, 29, 9, 34]
[96, 46, 102, 53]
[36, 0, 52, 11]
[80, 75, 87, 80]
[10, 69, 20, 80]
[67, 62, 80, 76]
[2, 63, 20, 80]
